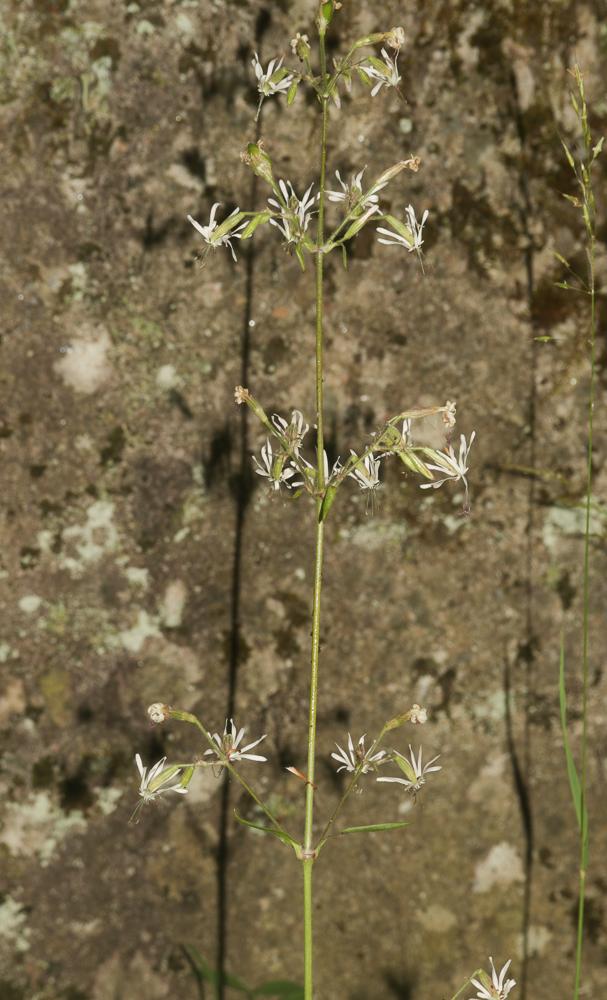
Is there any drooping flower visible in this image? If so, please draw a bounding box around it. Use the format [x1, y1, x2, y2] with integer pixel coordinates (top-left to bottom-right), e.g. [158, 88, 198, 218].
[290, 33, 310, 61]
[331, 733, 386, 774]
[361, 48, 401, 97]
[419, 431, 475, 505]
[253, 438, 298, 491]
[130, 754, 190, 823]
[469, 958, 516, 1000]
[268, 179, 317, 246]
[409, 704, 428, 725]
[377, 744, 441, 794]
[252, 53, 294, 116]
[442, 399, 457, 429]
[204, 719, 267, 766]
[326, 168, 386, 213]
[271, 409, 309, 455]
[148, 703, 169, 724]
[386, 27, 406, 50]
[348, 452, 382, 492]
[376, 204, 429, 253]
[188, 205, 247, 262]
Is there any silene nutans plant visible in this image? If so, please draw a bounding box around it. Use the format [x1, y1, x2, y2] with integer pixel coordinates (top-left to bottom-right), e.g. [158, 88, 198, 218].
[129, 5, 517, 999]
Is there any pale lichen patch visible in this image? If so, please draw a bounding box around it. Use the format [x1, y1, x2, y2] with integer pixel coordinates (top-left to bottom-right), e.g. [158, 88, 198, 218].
[117, 610, 161, 653]
[60, 500, 120, 576]
[473, 841, 524, 893]
[0, 896, 31, 953]
[54, 324, 114, 394]
[161, 579, 187, 628]
[18, 594, 43, 614]
[0, 792, 86, 866]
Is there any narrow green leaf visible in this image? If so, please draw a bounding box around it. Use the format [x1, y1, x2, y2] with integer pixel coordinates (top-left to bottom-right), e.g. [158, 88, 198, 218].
[561, 139, 575, 169]
[182, 946, 251, 993]
[234, 810, 300, 853]
[294, 244, 306, 272]
[341, 244, 348, 270]
[340, 822, 409, 835]
[559, 641, 582, 830]
[553, 251, 570, 267]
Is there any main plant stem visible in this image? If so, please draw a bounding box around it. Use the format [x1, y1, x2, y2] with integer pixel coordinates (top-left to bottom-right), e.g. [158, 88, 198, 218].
[302, 31, 329, 1000]
[573, 232, 595, 1000]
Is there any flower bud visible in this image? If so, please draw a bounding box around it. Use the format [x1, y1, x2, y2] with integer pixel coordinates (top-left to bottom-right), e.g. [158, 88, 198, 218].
[148, 703, 170, 724]
[386, 27, 406, 49]
[240, 141, 274, 186]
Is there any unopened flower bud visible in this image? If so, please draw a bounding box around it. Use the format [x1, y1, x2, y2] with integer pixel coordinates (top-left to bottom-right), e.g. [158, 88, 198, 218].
[241, 141, 274, 186]
[386, 26, 406, 49]
[409, 704, 428, 725]
[148, 703, 170, 724]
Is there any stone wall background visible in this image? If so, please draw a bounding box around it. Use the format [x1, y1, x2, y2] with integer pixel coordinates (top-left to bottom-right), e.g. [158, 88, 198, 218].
[1, 1, 606, 998]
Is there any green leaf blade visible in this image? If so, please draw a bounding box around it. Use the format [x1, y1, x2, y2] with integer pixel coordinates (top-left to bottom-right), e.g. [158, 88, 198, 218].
[340, 822, 409, 835]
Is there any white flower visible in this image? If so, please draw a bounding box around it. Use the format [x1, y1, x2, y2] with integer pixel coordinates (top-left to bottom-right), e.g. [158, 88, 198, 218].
[188, 205, 246, 262]
[362, 48, 401, 97]
[147, 703, 169, 724]
[386, 27, 406, 50]
[253, 438, 298, 491]
[204, 719, 267, 765]
[252, 52, 294, 100]
[130, 754, 189, 822]
[290, 33, 309, 58]
[469, 958, 516, 1000]
[376, 204, 429, 253]
[419, 431, 475, 504]
[268, 179, 317, 245]
[348, 451, 382, 491]
[443, 399, 457, 428]
[326, 168, 385, 213]
[377, 744, 441, 794]
[292, 449, 342, 489]
[331, 733, 386, 774]
[271, 409, 309, 455]
[409, 704, 427, 725]
[323, 450, 343, 483]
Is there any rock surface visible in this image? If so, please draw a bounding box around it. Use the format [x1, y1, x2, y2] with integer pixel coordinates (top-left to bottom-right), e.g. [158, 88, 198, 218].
[1, 1, 606, 998]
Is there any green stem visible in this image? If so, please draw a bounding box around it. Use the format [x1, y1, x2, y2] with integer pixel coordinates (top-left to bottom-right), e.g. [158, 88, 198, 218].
[302, 30, 330, 1000]
[447, 970, 485, 1000]
[572, 67, 596, 998]
[573, 228, 595, 1000]
[303, 860, 313, 995]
